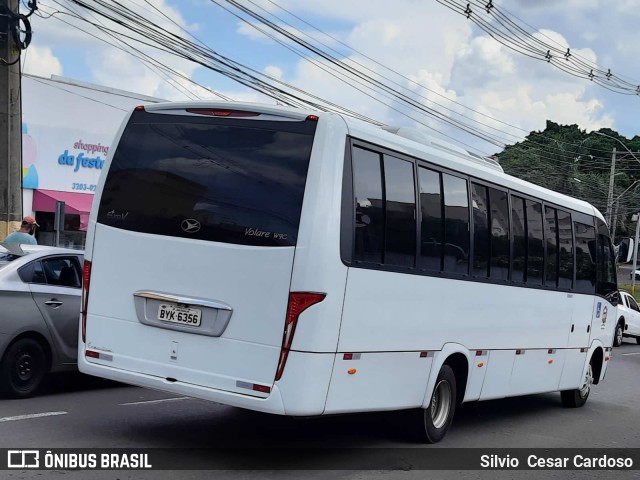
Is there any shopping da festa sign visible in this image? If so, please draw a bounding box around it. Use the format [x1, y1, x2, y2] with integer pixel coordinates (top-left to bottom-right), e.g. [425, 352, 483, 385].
[22, 122, 112, 193]
[58, 140, 108, 172]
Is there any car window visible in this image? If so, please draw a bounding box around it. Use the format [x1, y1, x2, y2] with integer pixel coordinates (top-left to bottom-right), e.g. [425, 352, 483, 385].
[19, 256, 82, 288]
[621, 294, 629, 308]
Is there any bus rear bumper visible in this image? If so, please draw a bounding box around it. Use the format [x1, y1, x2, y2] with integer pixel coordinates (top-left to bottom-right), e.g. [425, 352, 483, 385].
[78, 354, 288, 415]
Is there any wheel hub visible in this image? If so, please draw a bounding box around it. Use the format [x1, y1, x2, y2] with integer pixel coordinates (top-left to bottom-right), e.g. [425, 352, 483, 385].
[579, 364, 593, 399]
[431, 380, 452, 429]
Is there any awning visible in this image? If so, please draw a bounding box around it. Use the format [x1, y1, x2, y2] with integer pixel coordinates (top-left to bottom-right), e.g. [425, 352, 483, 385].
[32, 189, 95, 231]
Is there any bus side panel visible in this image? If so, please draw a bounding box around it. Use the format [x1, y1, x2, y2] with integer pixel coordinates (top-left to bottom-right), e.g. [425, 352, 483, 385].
[558, 348, 588, 391]
[275, 351, 336, 415]
[508, 349, 566, 395]
[479, 350, 516, 400]
[567, 294, 596, 348]
[287, 115, 349, 354]
[324, 352, 432, 414]
[339, 270, 574, 352]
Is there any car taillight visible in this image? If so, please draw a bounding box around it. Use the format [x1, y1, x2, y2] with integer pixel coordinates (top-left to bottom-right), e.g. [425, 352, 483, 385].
[275, 292, 326, 381]
[81, 260, 91, 343]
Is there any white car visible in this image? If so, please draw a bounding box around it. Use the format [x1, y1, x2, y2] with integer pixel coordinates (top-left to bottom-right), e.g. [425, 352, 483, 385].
[614, 291, 640, 347]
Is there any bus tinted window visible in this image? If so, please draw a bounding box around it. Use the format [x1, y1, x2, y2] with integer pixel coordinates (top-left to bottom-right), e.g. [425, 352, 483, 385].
[383, 156, 416, 267]
[489, 188, 509, 281]
[471, 183, 489, 278]
[596, 220, 617, 298]
[557, 210, 573, 289]
[511, 196, 526, 283]
[526, 200, 544, 286]
[545, 206, 558, 287]
[443, 174, 469, 275]
[97, 112, 316, 246]
[353, 147, 384, 263]
[574, 222, 596, 294]
[418, 167, 442, 271]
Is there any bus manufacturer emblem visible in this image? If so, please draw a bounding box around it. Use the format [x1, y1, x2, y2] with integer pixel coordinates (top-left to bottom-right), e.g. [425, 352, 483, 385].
[181, 219, 201, 233]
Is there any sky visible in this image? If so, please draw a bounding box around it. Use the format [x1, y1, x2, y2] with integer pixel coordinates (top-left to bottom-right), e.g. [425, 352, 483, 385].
[19, 0, 640, 158]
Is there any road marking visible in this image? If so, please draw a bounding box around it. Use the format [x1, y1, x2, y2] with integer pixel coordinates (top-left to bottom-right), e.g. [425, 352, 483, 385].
[621, 352, 640, 356]
[0, 411, 67, 423]
[119, 397, 189, 406]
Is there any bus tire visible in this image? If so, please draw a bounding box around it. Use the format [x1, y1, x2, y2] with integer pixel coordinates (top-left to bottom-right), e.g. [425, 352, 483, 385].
[421, 365, 457, 443]
[560, 361, 593, 408]
[613, 320, 624, 347]
[0, 337, 48, 398]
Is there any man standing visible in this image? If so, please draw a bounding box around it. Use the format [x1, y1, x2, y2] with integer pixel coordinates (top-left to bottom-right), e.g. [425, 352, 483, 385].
[3, 217, 39, 245]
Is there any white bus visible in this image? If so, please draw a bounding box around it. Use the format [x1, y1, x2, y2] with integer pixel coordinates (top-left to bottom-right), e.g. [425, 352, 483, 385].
[79, 102, 618, 443]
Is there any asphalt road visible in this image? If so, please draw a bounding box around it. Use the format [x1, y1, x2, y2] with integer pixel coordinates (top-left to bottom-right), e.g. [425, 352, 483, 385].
[1, 341, 640, 479]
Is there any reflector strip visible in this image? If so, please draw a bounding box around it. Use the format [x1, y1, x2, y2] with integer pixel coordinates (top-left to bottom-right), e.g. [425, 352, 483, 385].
[516, 350, 524, 355]
[548, 349, 556, 354]
[580, 347, 587, 352]
[85, 350, 99, 358]
[252, 384, 271, 394]
[236, 381, 271, 394]
[186, 108, 259, 117]
[343, 353, 361, 360]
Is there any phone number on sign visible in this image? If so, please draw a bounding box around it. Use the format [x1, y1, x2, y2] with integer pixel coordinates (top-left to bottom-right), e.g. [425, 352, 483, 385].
[71, 183, 97, 191]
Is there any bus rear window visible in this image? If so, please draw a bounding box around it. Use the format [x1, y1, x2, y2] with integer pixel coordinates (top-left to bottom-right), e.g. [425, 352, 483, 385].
[97, 111, 317, 246]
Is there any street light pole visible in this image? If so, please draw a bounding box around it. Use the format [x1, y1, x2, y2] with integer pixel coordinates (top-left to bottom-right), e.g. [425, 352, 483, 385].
[606, 147, 616, 229]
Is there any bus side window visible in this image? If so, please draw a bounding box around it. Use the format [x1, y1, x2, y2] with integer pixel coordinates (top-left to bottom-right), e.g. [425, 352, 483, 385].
[471, 183, 489, 278]
[442, 174, 469, 275]
[489, 188, 509, 281]
[418, 167, 443, 271]
[574, 222, 596, 294]
[526, 200, 544, 286]
[383, 155, 416, 267]
[352, 147, 384, 264]
[557, 210, 573, 289]
[596, 219, 617, 298]
[511, 196, 526, 283]
[544, 206, 559, 288]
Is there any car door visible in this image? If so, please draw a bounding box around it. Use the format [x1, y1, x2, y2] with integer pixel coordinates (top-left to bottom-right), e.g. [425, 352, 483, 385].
[624, 294, 640, 336]
[28, 255, 83, 365]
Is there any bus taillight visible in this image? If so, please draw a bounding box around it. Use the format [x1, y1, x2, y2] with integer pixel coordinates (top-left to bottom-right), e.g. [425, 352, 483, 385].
[81, 260, 92, 343]
[275, 292, 326, 381]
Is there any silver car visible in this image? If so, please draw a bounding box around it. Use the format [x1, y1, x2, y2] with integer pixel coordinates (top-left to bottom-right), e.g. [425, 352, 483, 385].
[0, 243, 83, 398]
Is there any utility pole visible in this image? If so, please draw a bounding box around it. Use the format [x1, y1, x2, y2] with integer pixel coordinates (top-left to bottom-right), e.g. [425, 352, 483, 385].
[605, 147, 616, 231]
[0, 0, 23, 239]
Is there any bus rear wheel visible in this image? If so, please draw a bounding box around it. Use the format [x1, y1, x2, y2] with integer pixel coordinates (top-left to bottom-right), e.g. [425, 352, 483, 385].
[561, 362, 593, 408]
[416, 364, 457, 443]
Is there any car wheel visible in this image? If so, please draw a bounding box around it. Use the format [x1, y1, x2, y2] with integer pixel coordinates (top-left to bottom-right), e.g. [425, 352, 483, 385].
[0, 338, 48, 398]
[636, 337, 640, 345]
[412, 365, 457, 443]
[613, 321, 624, 347]
[561, 362, 593, 408]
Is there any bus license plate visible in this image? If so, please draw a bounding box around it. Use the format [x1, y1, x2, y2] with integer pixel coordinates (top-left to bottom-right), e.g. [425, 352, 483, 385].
[158, 304, 202, 327]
